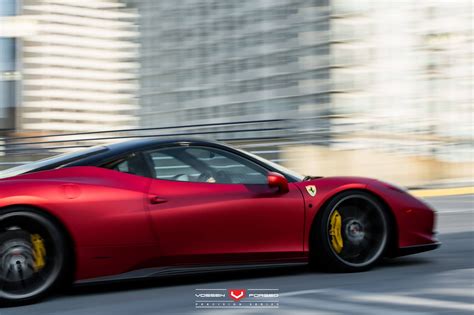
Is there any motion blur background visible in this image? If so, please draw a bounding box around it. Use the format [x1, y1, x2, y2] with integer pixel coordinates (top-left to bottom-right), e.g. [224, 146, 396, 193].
[0, 0, 472, 187]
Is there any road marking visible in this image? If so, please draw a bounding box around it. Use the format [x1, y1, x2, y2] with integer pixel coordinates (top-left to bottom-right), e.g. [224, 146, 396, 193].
[349, 293, 474, 311]
[247, 289, 280, 291]
[422, 288, 474, 298]
[437, 209, 473, 214]
[195, 288, 226, 290]
[283, 295, 419, 315]
[280, 287, 474, 313]
[280, 289, 326, 297]
[410, 187, 474, 198]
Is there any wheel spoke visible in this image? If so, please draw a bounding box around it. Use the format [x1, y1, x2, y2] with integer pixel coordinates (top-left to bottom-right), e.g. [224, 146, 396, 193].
[0, 266, 12, 291]
[327, 195, 387, 268]
[0, 214, 61, 301]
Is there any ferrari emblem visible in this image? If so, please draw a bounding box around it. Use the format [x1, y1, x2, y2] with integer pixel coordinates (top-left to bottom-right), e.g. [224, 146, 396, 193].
[305, 185, 317, 197]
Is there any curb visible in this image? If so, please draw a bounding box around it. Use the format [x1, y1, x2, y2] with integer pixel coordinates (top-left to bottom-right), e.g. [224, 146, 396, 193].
[409, 187, 474, 198]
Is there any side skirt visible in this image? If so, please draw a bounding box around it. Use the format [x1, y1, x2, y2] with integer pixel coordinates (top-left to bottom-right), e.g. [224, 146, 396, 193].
[75, 261, 308, 285]
[397, 242, 441, 257]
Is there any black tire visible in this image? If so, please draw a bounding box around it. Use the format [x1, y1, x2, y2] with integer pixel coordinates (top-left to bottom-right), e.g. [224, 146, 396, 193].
[0, 208, 69, 306]
[311, 191, 390, 272]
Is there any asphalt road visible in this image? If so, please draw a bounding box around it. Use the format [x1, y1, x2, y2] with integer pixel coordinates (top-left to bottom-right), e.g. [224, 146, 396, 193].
[2, 195, 473, 315]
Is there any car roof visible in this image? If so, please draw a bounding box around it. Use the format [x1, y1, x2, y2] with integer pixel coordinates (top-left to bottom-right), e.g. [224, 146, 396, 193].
[105, 137, 222, 153]
[2, 137, 302, 182]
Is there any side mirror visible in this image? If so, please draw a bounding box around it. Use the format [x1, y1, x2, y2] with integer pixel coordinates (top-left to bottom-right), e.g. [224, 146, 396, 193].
[267, 172, 289, 193]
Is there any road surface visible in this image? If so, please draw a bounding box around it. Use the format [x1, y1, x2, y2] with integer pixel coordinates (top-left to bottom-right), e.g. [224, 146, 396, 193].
[2, 194, 473, 315]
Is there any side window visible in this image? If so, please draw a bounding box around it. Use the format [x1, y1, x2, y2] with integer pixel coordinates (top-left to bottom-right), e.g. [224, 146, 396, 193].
[114, 160, 131, 173]
[185, 148, 267, 184]
[102, 153, 149, 177]
[148, 150, 200, 181]
[144, 146, 268, 184]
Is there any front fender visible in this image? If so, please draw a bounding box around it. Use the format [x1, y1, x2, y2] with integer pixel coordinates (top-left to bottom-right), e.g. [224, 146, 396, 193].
[366, 181, 437, 249]
[295, 177, 370, 253]
[297, 176, 437, 254]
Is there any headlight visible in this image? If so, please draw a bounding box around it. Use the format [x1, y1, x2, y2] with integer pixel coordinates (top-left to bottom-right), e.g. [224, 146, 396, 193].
[379, 180, 408, 193]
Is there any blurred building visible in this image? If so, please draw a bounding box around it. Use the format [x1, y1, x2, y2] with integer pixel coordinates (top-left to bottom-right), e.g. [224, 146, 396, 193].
[329, 0, 473, 162]
[127, 0, 472, 162]
[0, 0, 19, 133]
[0, 0, 471, 173]
[125, 0, 333, 142]
[11, 0, 139, 134]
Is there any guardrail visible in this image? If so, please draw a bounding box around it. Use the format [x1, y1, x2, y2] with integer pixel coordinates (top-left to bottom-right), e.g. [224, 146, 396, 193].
[0, 119, 332, 168]
[2, 116, 469, 168]
[0, 119, 290, 153]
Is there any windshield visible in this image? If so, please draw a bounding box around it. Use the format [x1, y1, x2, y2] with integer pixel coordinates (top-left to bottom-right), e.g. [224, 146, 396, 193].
[237, 148, 304, 182]
[0, 146, 107, 179]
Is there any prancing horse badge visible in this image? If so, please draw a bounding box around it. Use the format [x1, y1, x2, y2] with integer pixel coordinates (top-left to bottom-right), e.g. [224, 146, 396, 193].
[305, 185, 317, 197]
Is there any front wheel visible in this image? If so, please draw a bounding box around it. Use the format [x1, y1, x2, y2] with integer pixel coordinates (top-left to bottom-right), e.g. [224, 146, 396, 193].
[311, 191, 390, 272]
[0, 209, 68, 305]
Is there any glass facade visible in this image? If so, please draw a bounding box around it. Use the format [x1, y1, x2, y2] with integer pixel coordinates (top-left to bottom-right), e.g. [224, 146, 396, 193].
[0, 0, 18, 131]
[1, 0, 469, 163]
[126, 0, 332, 141]
[329, 0, 473, 162]
[18, 0, 139, 134]
[128, 0, 472, 161]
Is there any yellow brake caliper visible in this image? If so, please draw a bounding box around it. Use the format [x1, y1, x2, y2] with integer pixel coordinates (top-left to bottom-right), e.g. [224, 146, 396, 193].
[329, 210, 343, 253]
[31, 234, 46, 272]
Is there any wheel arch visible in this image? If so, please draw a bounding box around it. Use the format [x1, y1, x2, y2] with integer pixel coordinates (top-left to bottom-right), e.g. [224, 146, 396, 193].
[0, 204, 77, 282]
[308, 188, 398, 259]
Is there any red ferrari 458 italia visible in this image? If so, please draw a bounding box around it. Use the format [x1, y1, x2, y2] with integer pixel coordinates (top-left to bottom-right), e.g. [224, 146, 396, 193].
[0, 138, 439, 304]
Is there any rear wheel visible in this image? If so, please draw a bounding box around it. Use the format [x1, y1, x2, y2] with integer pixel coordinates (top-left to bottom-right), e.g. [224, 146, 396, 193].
[311, 191, 389, 272]
[0, 209, 68, 305]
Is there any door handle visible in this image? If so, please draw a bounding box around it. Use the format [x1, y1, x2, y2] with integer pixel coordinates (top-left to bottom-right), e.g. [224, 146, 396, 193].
[149, 196, 168, 205]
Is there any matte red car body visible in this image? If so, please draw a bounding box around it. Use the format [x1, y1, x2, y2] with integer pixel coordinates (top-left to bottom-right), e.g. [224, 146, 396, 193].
[0, 166, 437, 282]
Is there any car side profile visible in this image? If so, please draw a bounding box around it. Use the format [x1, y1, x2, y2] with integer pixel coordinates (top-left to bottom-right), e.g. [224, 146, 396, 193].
[0, 138, 439, 305]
